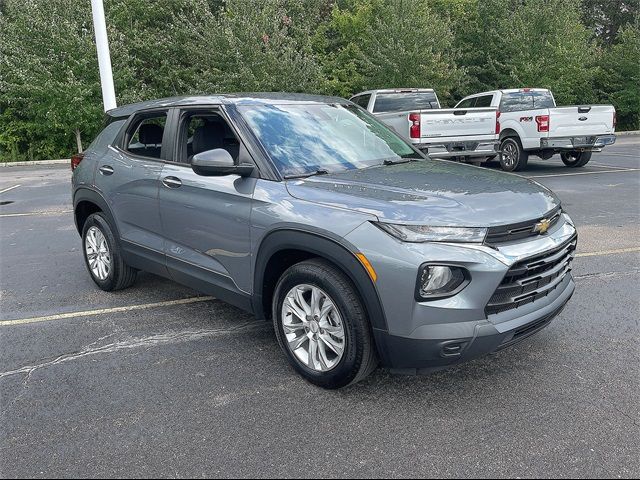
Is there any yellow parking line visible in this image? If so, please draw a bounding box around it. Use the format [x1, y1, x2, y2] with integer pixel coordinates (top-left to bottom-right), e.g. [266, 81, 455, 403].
[576, 247, 640, 258]
[0, 296, 215, 327]
[0, 184, 21, 194]
[0, 209, 73, 218]
[577, 246, 640, 257]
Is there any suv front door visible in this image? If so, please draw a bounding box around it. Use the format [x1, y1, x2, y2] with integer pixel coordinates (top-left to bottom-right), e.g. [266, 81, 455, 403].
[158, 106, 256, 304]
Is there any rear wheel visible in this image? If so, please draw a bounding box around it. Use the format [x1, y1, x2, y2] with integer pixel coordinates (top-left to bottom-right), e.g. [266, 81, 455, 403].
[561, 150, 592, 167]
[82, 213, 136, 291]
[500, 137, 529, 172]
[272, 258, 378, 389]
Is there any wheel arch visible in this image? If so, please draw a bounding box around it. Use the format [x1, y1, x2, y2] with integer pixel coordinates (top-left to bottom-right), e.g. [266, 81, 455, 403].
[73, 188, 118, 237]
[252, 228, 388, 333]
[499, 127, 520, 141]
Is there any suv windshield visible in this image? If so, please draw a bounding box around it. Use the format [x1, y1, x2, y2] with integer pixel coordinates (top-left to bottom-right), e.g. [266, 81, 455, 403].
[238, 103, 420, 177]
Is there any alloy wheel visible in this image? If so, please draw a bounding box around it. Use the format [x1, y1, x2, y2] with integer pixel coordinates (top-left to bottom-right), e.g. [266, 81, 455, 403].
[85, 226, 111, 281]
[502, 141, 517, 169]
[281, 284, 346, 372]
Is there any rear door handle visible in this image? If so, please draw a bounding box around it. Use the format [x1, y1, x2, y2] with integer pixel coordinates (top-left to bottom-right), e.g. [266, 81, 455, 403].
[99, 165, 114, 176]
[162, 176, 182, 188]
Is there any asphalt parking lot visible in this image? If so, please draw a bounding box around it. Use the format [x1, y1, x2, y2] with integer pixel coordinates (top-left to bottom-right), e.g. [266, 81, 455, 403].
[1, 138, 639, 478]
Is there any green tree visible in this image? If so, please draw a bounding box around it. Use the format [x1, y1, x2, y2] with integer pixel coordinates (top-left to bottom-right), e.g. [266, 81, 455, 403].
[174, 0, 328, 94]
[457, 0, 597, 105]
[581, 0, 638, 45]
[597, 25, 640, 129]
[319, 0, 462, 100]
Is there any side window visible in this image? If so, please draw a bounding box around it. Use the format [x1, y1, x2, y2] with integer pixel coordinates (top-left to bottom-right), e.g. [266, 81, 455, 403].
[499, 93, 533, 112]
[474, 95, 493, 108]
[179, 110, 242, 164]
[125, 113, 167, 159]
[457, 97, 476, 109]
[353, 94, 371, 110]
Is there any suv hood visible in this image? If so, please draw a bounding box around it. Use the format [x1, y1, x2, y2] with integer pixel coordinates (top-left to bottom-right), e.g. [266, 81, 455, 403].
[285, 160, 559, 226]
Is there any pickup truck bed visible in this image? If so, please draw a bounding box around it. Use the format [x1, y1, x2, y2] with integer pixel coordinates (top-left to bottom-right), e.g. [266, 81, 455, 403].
[351, 89, 500, 160]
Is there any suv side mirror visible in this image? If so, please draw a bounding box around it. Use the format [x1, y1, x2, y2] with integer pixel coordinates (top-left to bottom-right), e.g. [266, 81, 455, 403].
[191, 149, 254, 177]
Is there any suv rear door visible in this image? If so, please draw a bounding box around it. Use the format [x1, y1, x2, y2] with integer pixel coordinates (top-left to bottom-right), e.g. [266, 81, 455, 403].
[97, 108, 172, 275]
[158, 106, 256, 300]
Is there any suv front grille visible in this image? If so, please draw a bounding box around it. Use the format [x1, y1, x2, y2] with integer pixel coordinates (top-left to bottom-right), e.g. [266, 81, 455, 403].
[485, 234, 577, 316]
[485, 206, 562, 245]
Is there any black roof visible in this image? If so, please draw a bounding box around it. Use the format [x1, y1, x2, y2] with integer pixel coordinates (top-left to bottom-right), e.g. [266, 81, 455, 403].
[107, 92, 350, 117]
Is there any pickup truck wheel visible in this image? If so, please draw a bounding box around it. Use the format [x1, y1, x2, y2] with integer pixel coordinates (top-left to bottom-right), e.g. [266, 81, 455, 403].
[272, 258, 378, 389]
[500, 137, 528, 172]
[82, 213, 137, 291]
[561, 151, 592, 167]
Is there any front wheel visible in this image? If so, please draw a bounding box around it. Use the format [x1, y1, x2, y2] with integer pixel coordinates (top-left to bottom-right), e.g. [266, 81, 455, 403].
[272, 258, 378, 389]
[561, 151, 592, 167]
[500, 137, 529, 172]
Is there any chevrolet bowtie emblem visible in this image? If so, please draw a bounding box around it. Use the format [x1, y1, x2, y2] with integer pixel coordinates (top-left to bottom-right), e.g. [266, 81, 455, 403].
[534, 218, 551, 234]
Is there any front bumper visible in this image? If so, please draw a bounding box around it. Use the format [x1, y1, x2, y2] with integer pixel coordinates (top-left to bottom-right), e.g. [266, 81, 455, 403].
[345, 213, 578, 373]
[540, 134, 616, 150]
[374, 275, 574, 374]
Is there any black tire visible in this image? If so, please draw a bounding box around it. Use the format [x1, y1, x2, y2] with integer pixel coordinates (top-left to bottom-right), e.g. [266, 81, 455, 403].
[82, 213, 136, 291]
[500, 137, 529, 172]
[561, 150, 592, 167]
[272, 258, 378, 389]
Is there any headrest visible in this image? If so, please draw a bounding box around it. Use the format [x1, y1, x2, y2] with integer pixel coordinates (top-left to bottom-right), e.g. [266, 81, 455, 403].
[192, 121, 225, 155]
[139, 123, 163, 145]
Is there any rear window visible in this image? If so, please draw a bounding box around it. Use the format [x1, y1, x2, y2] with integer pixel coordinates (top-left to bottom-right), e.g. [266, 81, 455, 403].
[86, 119, 126, 151]
[500, 91, 555, 112]
[352, 94, 371, 109]
[372, 92, 439, 113]
[474, 95, 493, 107]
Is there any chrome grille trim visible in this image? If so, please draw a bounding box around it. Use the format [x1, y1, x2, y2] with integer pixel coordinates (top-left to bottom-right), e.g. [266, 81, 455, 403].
[485, 206, 562, 245]
[486, 234, 577, 316]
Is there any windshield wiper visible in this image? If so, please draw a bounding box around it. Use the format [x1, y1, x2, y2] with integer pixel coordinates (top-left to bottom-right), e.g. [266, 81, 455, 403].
[382, 158, 411, 165]
[284, 168, 330, 180]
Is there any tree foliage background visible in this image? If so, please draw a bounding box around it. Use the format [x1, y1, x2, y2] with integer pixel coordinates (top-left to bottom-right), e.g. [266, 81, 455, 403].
[0, 0, 638, 161]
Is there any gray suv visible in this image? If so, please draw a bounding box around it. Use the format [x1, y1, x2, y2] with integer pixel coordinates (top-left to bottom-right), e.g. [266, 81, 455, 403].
[72, 94, 577, 389]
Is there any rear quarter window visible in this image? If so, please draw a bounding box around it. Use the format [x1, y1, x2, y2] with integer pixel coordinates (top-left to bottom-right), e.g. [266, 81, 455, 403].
[474, 95, 493, 107]
[373, 92, 439, 113]
[86, 119, 127, 151]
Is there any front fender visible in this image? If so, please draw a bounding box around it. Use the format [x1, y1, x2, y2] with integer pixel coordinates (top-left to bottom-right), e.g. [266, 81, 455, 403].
[252, 227, 388, 333]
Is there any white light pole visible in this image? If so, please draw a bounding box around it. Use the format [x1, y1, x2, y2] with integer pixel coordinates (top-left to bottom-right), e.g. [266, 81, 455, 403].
[90, 0, 116, 112]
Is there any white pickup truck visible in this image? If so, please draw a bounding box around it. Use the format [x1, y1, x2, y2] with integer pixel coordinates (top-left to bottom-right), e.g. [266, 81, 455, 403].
[350, 88, 500, 161]
[455, 88, 616, 171]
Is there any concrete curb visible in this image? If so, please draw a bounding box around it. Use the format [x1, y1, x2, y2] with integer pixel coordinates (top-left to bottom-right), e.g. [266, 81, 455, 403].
[616, 130, 640, 136]
[0, 159, 69, 167]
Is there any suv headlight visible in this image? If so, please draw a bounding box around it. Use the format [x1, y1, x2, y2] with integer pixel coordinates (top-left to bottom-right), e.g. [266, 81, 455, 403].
[416, 264, 470, 300]
[375, 222, 487, 243]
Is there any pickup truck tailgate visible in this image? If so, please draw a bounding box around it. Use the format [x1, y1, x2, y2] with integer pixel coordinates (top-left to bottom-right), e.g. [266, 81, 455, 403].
[419, 107, 497, 139]
[548, 105, 615, 137]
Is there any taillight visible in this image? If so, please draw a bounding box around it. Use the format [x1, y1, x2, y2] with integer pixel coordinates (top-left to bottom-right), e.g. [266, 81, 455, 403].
[409, 112, 420, 139]
[535, 115, 549, 132]
[613, 110, 617, 130]
[71, 152, 85, 171]
[495, 111, 501, 134]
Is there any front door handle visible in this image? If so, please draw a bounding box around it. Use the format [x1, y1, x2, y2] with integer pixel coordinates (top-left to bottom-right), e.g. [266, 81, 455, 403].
[99, 165, 114, 176]
[162, 176, 182, 188]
